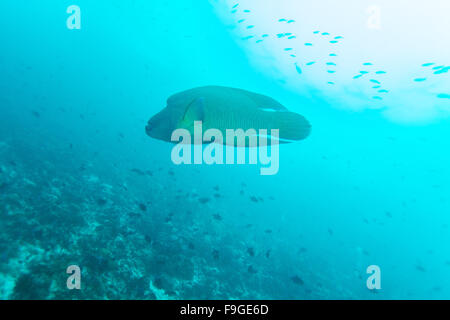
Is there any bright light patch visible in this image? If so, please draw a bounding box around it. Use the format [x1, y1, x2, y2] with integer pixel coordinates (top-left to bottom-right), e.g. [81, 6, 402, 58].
[212, 0, 450, 123]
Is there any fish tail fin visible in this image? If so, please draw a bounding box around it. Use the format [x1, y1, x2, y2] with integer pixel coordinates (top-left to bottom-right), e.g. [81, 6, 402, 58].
[274, 112, 311, 141]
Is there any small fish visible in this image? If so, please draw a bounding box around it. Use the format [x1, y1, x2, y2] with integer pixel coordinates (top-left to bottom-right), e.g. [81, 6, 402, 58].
[322, 32, 330, 35]
[329, 40, 338, 44]
[434, 67, 449, 74]
[278, 19, 287, 22]
[232, 3, 239, 8]
[306, 61, 316, 66]
[313, 31, 320, 34]
[373, 96, 383, 100]
[295, 63, 302, 74]
[138, 203, 147, 211]
[437, 93, 450, 99]
[370, 79, 381, 84]
[422, 63, 434, 67]
[248, 265, 257, 274]
[261, 34, 269, 38]
[363, 62, 373, 66]
[304, 43, 313, 46]
[198, 197, 210, 204]
[326, 62, 336, 66]
[247, 247, 255, 257]
[238, 19, 245, 23]
[287, 20, 295, 23]
[291, 275, 304, 285]
[241, 35, 254, 40]
[414, 78, 426, 82]
[247, 25, 254, 29]
[284, 48, 293, 51]
[329, 53, 337, 57]
[213, 213, 222, 221]
[375, 71, 386, 74]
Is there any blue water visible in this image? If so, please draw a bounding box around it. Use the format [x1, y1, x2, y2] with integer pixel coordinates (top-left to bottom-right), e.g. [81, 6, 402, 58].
[0, 0, 449, 299]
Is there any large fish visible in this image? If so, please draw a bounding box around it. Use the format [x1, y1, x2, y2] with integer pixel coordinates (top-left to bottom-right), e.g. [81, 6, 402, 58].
[145, 86, 311, 146]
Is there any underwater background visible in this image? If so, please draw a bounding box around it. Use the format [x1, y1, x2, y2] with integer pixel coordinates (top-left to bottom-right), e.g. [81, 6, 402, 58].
[0, 0, 449, 299]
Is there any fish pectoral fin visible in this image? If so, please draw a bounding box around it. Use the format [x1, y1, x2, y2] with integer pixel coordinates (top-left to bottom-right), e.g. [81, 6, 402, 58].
[181, 97, 205, 128]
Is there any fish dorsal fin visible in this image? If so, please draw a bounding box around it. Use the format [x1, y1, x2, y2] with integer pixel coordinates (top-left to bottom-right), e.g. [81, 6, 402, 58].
[236, 89, 288, 112]
[180, 97, 205, 128]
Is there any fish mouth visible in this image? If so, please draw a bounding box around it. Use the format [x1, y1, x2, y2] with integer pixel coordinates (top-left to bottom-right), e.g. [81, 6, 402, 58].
[145, 121, 153, 136]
